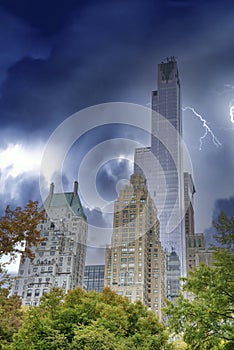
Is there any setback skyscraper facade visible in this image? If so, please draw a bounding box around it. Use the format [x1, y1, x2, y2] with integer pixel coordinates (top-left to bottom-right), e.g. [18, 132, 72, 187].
[12, 182, 88, 306]
[105, 174, 166, 320]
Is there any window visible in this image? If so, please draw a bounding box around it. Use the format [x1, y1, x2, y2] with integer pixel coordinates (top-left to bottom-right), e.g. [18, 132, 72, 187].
[27, 289, 32, 297]
[50, 222, 55, 229]
[35, 289, 40, 297]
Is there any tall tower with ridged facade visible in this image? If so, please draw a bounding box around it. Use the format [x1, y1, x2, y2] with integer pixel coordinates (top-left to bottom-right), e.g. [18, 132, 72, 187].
[105, 174, 166, 320]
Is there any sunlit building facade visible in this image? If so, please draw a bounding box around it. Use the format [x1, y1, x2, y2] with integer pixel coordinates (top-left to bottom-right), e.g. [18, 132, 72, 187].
[105, 174, 166, 319]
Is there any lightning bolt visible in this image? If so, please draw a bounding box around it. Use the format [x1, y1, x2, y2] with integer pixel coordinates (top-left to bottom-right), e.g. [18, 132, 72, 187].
[230, 105, 234, 124]
[182, 106, 222, 150]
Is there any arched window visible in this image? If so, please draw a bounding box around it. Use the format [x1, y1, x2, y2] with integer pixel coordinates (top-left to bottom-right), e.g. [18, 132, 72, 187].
[27, 289, 32, 297]
[35, 289, 40, 297]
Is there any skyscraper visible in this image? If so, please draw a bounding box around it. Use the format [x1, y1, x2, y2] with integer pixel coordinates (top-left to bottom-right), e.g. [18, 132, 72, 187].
[12, 182, 88, 306]
[105, 174, 166, 319]
[135, 57, 185, 278]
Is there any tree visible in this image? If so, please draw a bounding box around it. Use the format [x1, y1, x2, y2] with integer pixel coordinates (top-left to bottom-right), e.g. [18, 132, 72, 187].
[70, 323, 124, 350]
[8, 287, 172, 349]
[165, 213, 234, 350]
[0, 200, 45, 262]
[0, 201, 45, 348]
[0, 200, 45, 291]
[0, 288, 23, 348]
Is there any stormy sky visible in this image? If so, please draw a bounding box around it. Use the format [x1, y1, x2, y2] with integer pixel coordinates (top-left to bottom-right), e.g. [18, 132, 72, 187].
[0, 0, 234, 266]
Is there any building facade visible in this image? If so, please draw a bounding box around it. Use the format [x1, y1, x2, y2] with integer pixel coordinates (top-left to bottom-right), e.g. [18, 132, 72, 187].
[105, 174, 166, 319]
[12, 182, 88, 306]
[184, 172, 196, 237]
[183, 172, 213, 270]
[166, 249, 181, 301]
[84, 265, 105, 293]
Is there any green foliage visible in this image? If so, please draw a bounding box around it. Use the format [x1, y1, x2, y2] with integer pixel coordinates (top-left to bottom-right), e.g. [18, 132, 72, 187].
[0, 288, 22, 348]
[7, 307, 68, 349]
[165, 213, 234, 350]
[70, 323, 124, 350]
[7, 287, 171, 349]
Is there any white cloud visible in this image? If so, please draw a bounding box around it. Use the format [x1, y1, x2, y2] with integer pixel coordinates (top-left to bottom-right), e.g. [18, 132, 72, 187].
[0, 142, 44, 197]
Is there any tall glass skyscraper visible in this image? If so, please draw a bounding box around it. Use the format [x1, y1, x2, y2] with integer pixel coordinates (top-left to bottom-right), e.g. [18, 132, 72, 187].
[135, 57, 186, 278]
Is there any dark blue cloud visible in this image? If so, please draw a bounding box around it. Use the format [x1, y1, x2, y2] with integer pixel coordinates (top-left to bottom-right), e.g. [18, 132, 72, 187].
[0, 0, 233, 141]
[204, 196, 234, 246]
[0, 0, 88, 36]
[0, 174, 40, 215]
[96, 159, 132, 201]
[0, 4, 208, 121]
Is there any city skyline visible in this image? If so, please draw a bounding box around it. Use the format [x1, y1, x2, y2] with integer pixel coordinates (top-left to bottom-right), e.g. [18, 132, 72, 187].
[0, 1, 234, 269]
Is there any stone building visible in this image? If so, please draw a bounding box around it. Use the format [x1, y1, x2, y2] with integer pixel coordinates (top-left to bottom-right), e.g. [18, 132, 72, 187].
[12, 181, 88, 306]
[105, 174, 166, 319]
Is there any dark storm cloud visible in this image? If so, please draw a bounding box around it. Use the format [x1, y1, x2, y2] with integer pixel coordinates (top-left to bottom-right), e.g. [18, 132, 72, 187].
[0, 55, 77, 134]
[83, 206, 109, 228]
[212, 197, 234, 219]
[96, 159, 132, 201]
[61, 123, 148, 196]
[1, 0, 222, 137]
[0, 7, 49, 82]
[0, 173, 40, 215]
[0, 0, 164, 134]
[0, 0, 86, 36]
[204, 196, 234, 246]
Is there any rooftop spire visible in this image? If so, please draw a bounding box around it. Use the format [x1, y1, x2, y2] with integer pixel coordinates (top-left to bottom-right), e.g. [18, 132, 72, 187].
[74, 181, 78, 194]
